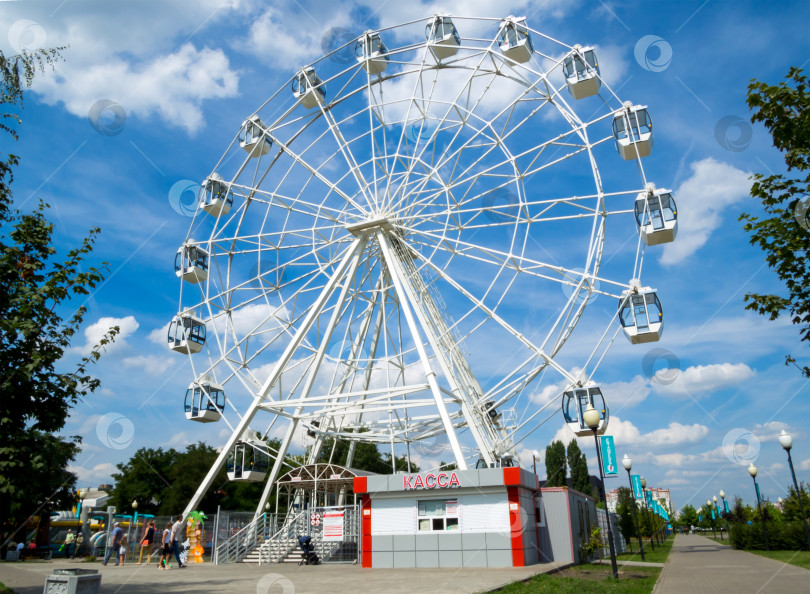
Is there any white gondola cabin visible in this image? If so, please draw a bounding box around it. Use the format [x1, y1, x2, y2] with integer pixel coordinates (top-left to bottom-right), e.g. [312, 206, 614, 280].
[618, 287, 663, 344]
[426, 15, 460, 61]
[174, 242, 208, 284]
[356, 32, 389, 75]
[199, 173, 233, 217]
[292, 67, 326, 109]
[227, 436, 270, 481]
[497, 16, 533, 64]
[613, 103, 653, 160]
[562, 45, 600, 99]
[562, 383, 609, 437]
[635, 184, 678, 246]
[239, 115, 271, 158]
[167, 313, 206, 354]
[184, 379, 225, 423]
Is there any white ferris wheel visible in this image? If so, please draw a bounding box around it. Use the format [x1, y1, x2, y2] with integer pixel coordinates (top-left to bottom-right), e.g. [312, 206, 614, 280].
[168, 14, 678, 516]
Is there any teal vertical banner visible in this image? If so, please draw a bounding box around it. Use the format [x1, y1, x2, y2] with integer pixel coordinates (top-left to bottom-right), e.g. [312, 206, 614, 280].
[724, 501, 730, 513]
[600, 435, 618, 475]
[645, 490, 653, 506]
[711, 509, 716, 519]
[631, 474, 643, 499]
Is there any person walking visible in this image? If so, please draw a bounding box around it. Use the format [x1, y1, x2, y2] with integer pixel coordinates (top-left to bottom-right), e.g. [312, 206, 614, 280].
[170, 516, 186, 568]
[137, 521, 155, 565]
[159, 522, 172, 570]
[102, 522, 123, 566]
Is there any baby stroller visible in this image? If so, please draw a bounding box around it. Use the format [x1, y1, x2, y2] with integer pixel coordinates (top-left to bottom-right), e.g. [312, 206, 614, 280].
[297, 535, 320, 565]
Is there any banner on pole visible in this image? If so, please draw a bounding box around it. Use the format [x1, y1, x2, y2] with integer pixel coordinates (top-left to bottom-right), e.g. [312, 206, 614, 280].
[724, 501, 730, 513]
[600, 435, 618, 476]
[631, 474, 643, 499]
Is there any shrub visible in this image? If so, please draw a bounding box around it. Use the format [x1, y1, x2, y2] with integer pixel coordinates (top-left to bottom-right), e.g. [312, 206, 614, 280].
[729, 520, 809, 550]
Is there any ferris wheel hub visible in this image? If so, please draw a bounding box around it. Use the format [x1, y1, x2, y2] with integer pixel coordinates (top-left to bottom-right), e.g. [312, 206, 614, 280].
[345, 216, 394, 237]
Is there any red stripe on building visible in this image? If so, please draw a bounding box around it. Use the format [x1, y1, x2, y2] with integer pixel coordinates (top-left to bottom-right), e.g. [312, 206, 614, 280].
[506, 485, 524, 567]
[361, 494, 372, 568]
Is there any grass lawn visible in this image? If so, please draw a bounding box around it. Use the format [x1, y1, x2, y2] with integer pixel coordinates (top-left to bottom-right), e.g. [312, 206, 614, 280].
[492, 564, 661, 593]
[0, 582, 12, 594]
[616, 537, 673, 564]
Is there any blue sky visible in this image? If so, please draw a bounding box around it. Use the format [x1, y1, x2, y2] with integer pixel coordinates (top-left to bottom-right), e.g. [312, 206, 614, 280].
[3, 0, 810, 516]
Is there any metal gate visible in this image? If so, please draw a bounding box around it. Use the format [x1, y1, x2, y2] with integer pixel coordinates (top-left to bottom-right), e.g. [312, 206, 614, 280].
[307, 505, 360, 563]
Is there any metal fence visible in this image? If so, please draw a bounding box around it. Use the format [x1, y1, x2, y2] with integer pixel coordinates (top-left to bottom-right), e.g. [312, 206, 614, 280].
[306, 505, 360, 563]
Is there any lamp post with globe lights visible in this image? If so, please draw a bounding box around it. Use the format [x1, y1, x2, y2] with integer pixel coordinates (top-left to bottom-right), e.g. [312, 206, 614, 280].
[720, 490, 730, 538]
[748, 463, 770, 551]
[584, 402, 618, 579]
[779, 430, 810, 549]
[77, 488, 90, 558]
[640, 476, 655, 551]
[713, 495, 723, 540]
[621, 454, 646, 560]
[707, 499, 717, 539]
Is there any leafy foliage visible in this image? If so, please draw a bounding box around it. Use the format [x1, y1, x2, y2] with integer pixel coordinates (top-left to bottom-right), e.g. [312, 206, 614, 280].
[110, 441, 291, 515]
[0, 47, 117, 532]
[679, 503, 698, 528]
[741, 67, 810, 375]
[730, 520, 810, 551]
[566, 439, 591, 495]
[615, 486, 639, 545]
[544, 440, 567, 488]
[782, 482, 810, 522]
[311, 436, 419, 474]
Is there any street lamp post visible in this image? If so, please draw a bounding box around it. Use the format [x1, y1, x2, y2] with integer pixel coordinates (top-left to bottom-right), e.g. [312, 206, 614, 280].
[640, 476, 655, 551]
[77, 488, 89, 558]
[707, 499, 716, 539]
[584, 403, 618, 579]
[748, 463, 770, 551]
[621, 454, 646, 561]
[713, 495, 723, 540]
[130, 500, 138, 560]
[779, 430, 810, 550]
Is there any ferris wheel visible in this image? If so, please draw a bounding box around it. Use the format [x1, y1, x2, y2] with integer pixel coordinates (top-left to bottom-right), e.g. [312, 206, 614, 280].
[168, 15, 678, 516]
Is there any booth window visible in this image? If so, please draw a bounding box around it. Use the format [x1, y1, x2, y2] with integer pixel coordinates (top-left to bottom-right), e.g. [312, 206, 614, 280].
[417, 499, 459, 531]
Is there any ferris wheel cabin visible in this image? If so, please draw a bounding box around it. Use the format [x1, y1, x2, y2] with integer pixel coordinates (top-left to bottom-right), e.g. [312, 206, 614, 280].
[613, 103, 653, 160]
[227, 437, 270, 481]
[356, 32, 390, 75]
[635, 184, 678, 246]
[497, 16, 533, 64]
[563, 45, 600, 99]
[239, 115, 271, 158]
[199, 173, 233, 217]
[168, 313, 206, 354]
[562, 383, 609, 437]
[175, 242, 208, 284]
[618, 287, 663, 344]
[426, 15, 460, 60]
[292, 67, 327, 109]
[184, 379, 225, 423]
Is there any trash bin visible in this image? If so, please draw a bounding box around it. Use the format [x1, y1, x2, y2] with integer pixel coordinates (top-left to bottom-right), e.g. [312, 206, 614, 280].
[43, 568, 101, 594]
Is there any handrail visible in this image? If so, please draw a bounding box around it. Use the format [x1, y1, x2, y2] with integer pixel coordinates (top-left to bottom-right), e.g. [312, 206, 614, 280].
[257, 510, 307, 564]
[215, 512, 275, 565]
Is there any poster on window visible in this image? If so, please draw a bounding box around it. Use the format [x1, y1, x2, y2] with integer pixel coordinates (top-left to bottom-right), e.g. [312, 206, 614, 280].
[323, 511, 344, 541]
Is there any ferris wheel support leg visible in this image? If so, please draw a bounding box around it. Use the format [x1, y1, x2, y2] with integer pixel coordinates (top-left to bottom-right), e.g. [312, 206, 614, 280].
[180, 237, 366, 521]
[377, 231, 469, 470]
[254, 239, 367, 517]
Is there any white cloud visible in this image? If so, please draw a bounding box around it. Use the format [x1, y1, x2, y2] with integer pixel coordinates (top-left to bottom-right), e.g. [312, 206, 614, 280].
[69, 462, 117, 482]
[660, 158, 751, 265]
[167, 432, 191, 448]
[550, 415, 709, 450]
[602, 375, 651, 409]
[652, 362, 756, 399]
[800, 459, 810, 471]
[122, 355, 176, 376]
[34, 43, 239, 134]
[75, 316, 139, 355]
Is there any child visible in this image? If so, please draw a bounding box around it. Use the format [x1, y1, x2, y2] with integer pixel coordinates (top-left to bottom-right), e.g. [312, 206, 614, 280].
[118, 533, 128, 566]
[159, 521, 172, 570]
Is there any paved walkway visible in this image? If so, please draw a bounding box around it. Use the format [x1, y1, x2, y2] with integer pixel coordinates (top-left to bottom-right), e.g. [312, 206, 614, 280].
[0, 558, 568, 594]
[654, 534, 810, 593]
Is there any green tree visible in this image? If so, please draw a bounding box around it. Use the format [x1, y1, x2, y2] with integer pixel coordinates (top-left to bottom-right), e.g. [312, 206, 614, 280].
[741, 67, 810, 375]
[544, 440, 567, 487]
[566, 439, 591, 495]
[679, 503, 699, 528]
[782, 482, 810, 522]
[110, 440, 290, 515]
[615, 486, 639, 547]
[312, 436, 419, 474]
[0, 47, 118, 533]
